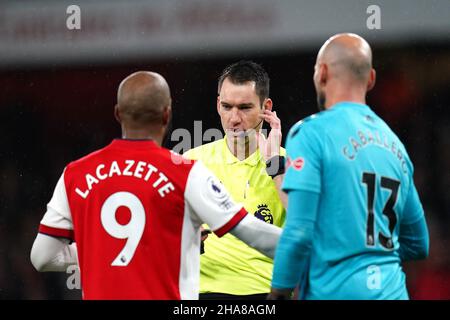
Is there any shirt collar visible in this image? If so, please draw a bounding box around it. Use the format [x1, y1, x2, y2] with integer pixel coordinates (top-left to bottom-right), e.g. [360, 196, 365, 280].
[332, 101, 371, 110]
[110, 138, 160, 150]
[221, 137, 262, 166]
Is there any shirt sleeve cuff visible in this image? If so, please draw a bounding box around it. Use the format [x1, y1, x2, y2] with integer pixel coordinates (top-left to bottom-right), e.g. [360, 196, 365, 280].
[39, 224, 74, 241]
[214, 207, 248, 238]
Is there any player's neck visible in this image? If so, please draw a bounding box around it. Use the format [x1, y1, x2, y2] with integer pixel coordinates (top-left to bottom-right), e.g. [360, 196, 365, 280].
[226, 135, 258, 161]
[121, 128, 163, 146]
[325, 89, 367, 110]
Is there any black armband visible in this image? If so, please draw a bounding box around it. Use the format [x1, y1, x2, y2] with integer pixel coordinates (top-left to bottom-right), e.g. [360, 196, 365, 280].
[265, 155, 286, 178]
[200, 241, 205, 255]
[200, 229, 211, 255]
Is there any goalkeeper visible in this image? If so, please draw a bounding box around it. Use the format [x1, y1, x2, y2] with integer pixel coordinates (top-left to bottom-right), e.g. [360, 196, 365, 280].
[269, 33, 429, 300]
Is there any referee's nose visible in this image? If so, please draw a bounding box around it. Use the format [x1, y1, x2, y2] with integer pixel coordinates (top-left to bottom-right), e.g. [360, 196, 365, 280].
[229, 107, 241, 126]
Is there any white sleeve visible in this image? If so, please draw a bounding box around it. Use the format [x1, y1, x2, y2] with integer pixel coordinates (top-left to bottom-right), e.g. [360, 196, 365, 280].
[39, 170, 74, 240]
[229, 214, 282, 259]
[185, 161, 247, 237]
[30, 234, 78, 272]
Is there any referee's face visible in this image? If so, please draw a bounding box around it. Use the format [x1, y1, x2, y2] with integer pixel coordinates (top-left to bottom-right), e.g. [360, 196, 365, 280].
[217, 78, 264, 139]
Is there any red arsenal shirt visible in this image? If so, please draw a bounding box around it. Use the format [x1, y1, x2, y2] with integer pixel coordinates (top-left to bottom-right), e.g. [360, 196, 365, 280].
[39, 139, 247, 299]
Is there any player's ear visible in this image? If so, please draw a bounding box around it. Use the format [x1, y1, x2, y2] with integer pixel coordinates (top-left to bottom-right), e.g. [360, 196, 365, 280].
[319, 63, 328, 86]
[367, 68, 376, 92]
[216, 96, 221, 114]
[114, 104, 121, 123]
[162, 105, 172, 126]
[263, 98, 273, 111]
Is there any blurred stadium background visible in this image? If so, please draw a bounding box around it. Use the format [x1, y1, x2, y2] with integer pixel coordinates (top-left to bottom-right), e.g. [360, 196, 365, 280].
[0, 0, 449, 299]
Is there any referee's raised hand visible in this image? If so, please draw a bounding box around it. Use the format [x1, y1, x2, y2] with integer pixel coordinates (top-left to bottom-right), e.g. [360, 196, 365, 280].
[257, 109, 282, 161]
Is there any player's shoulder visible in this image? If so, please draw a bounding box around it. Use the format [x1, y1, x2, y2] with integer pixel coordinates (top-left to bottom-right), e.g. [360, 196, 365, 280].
[183, 139, 223, 160]
[288, 110, 329, 140]
[167, 149, 195, 165]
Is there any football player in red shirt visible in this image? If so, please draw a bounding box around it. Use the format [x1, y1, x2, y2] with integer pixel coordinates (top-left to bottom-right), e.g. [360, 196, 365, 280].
[30, 71, 281, 300]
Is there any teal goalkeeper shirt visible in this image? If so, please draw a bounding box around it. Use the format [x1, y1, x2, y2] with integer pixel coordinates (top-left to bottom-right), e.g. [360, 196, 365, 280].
[272, 102, 429, 299]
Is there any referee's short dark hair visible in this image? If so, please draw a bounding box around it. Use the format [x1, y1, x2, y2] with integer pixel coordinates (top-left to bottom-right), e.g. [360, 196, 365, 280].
[218, 60, 270, 105]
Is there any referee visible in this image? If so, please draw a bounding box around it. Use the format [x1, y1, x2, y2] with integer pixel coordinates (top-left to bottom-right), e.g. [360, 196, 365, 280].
[184, 61, 286, 299]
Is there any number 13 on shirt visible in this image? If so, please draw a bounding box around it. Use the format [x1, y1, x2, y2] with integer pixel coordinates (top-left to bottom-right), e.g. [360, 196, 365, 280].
[362, 172, 400, 250]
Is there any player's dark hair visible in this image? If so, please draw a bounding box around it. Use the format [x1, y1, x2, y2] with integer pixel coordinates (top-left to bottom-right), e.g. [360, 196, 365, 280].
[218, 60, 270, 105]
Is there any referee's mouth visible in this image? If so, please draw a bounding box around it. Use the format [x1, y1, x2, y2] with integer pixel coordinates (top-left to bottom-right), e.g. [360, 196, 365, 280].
[228, 128, 253, 138]
[228, 128, 244, 135]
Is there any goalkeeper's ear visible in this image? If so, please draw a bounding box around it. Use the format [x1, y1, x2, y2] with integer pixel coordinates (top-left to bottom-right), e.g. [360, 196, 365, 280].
[367, 68, 376, 92]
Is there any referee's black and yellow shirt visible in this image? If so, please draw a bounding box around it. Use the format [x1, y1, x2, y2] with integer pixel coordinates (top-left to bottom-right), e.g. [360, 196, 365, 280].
[184, 137, 286, 295]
